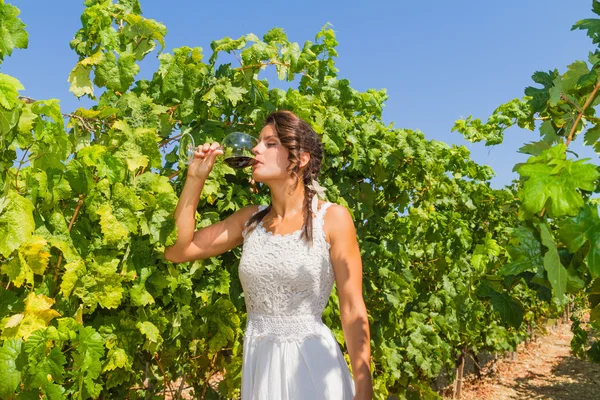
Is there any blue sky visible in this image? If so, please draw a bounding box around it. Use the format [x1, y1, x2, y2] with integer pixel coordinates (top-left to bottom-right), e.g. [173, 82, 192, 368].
[4, 0, 599, 189]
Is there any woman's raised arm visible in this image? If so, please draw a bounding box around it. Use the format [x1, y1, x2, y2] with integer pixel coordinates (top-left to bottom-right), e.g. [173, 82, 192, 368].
[164, 141, 258, 263]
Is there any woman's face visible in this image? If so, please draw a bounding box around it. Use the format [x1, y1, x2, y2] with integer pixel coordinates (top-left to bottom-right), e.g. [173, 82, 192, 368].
[250, 124, 291, 183]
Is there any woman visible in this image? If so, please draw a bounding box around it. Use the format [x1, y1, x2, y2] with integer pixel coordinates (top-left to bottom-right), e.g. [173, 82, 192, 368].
[165, 110, 372, 399]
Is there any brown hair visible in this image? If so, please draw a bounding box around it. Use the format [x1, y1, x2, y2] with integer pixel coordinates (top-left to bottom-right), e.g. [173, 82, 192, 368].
[244, 110, 324, 246]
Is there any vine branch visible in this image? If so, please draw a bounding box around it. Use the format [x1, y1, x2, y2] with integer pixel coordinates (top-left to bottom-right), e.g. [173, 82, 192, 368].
[15, 145, 31, 192]
[566, 80, 600, 146]
[64, 112, 96, 134]
[560, 93, 582, 113]
[155, 353, 175, 398]
[54, 195, 85, 284]
[200, 352, 219, 400]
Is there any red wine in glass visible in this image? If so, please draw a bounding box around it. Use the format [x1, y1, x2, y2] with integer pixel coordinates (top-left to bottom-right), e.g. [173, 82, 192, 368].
[224, 155, 258, 168]
[220, 132, 259, 169]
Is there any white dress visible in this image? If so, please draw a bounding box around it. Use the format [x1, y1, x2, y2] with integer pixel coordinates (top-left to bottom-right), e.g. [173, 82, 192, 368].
[239, 201, 355, 399]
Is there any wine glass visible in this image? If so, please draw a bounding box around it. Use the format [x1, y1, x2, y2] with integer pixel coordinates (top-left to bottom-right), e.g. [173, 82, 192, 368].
[220, 132, 259, 168]
[178, 131, 259, 169]
[178, 132, 196, 165]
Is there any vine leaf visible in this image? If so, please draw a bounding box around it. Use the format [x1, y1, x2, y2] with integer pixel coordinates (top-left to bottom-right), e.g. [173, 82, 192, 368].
[0, 0, 28, 63]
[539, 222, 568, 303]
[0, 191, 35, 258]
[559, 205, 600, 276]
[517, 144, 599, 217]
[1, 293, 61, 339]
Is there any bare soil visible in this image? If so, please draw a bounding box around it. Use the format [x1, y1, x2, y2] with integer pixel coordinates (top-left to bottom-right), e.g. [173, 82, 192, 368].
[446, 322, 600, 400]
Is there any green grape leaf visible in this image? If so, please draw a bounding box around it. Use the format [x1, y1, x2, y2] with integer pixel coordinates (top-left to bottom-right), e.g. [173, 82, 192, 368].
[60, 260, 86, 297]
[136, 320, 163, 353]
[94, 51, 139, 93]
[561, 61, 589, 92]
[26, 347, 66, 388]
[122, 14, 167, 59]
[103, 347, 128, 372]
[130, 282, 155, 306]
[559, 205, 600, 275]
[518, 140, 552, 156]
[20, 236, 50, 275]
[263, 27, 287, 44]
[209, 36, 246, 63]
[548, 75, 563, 106]
[2, 293, 60, 339]
[0, 339, 22, 398]
[137, 321, 161, 342]
[540, 120, 561, 143]
[0, 190, 35, 258]
[470, 232, 500, 271]
[476, 281, 524, 328]
[0, 105, 19, 134]
[517, 144, 600, 217]
[451, 98, 533, 146]
[0, 73, 24, 109]
[539, 222, 568, 302]
[96, 203, 129, 244]
[42, 382, 66, 399]
[584, 125, 600, 146]
[71, 326, 104, 399]
[488, 293, 524, 329]
[0, 1, 28, 63]
[567, 266, 586, 293]
[1, 252, 32, 287]
[17, 103, 36, 136]
[572, 6, 600, 46]
[68, 63, 94, 98]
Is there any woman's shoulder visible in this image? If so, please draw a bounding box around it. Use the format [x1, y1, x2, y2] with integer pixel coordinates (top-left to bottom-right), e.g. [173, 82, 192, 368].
[318, 201, 353, 226]
[321, 201, 353, 223]
[320, 202, 354, 246]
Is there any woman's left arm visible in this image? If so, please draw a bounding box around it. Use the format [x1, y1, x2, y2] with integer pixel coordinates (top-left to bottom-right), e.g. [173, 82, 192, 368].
[326, 204, 372, 399]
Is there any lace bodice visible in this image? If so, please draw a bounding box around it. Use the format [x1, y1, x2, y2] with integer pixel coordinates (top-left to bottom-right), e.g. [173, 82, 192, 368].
[239, 202, 334, 318]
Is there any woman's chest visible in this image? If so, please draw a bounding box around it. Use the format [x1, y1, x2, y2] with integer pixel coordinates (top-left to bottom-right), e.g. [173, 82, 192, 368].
[239, 235, 333, 287]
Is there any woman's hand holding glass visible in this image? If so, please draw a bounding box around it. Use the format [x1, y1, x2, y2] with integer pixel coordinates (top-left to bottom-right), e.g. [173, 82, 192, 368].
[178, 131, 258, 180]
[187, 142, 224, 180]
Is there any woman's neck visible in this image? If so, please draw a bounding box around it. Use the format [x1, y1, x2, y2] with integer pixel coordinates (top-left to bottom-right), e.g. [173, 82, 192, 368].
[266, 179, 306, 219]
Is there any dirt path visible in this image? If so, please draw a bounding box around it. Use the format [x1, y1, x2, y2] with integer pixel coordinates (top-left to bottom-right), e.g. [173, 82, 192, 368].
[449, 322, 600, 400]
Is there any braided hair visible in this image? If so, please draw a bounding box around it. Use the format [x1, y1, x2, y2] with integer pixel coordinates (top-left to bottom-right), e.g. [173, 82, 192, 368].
[244, 110, 324, 246]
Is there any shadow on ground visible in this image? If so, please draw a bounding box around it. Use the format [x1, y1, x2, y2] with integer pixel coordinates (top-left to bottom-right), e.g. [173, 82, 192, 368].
[506, 354, 600, 400]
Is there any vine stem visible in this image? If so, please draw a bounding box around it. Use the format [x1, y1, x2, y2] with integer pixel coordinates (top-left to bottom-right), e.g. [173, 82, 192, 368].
[54, 195, 85, 284]
[159, 133, 183, 148]
[232, 49, 243, 66]
[539, 80, 600, 218]
[15, 145, 31, 191]
[566, 79, 600, 146]
[18, 96, 98, 136]
[560, 93, 582, 113]
[200, 352, 219, 400]
[154, 353, 175, 397]
[64, 112, 96, 134]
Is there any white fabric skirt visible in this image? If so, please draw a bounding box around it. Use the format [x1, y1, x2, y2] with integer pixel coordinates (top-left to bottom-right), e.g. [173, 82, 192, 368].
[240, 313, 355, 399]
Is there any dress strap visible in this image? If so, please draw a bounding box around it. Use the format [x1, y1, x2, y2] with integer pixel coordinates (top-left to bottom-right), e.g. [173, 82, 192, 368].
[316, 201, 333, 219]
[314, 201, 332, 249]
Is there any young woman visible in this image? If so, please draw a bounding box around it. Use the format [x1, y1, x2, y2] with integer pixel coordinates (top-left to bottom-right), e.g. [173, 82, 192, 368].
[165, 110, 372, 399]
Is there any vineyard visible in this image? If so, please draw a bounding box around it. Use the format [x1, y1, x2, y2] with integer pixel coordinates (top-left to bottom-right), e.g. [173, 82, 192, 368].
[0, 0, 599, 399]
